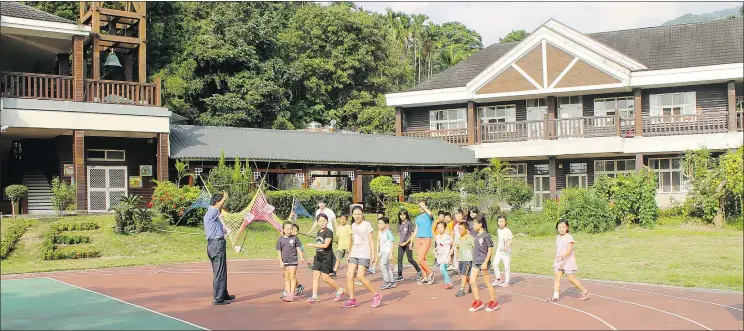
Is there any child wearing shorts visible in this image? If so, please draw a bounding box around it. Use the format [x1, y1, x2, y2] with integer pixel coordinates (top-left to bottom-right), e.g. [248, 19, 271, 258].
[455, 222, 474, 297]
[547, 219, 589, 302]
[277, 222, 305, 302]
[305, 213, 347, 304]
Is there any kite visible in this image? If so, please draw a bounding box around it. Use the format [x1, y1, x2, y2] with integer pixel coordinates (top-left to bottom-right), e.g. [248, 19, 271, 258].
[290, 198, 313, 222]
[177, 187, 212, 225]
[228, 187, 284, 252]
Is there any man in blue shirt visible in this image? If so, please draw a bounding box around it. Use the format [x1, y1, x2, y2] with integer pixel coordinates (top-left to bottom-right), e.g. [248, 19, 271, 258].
[204, 192, 235, 305]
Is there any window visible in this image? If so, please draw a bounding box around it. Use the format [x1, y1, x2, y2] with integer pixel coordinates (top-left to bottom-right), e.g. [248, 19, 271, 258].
[649, 92, 696, 117]
[526, 99, 548, 138]
[87, 149, 126, 161]
[594, 96, 634, 119]
[479, 105, 517, 124]
[558, 96, 583, 118]
[650, 157, 687, 193]
[532, 164, 550, 209]
[566, 163, 588, 188]
[506, 163, 528, 183]
[430, 109, 466, 130]
[594, 159, 635, 182]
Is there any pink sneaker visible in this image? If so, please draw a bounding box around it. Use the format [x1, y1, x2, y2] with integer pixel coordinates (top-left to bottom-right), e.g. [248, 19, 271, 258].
[371, 293, 383, 308]
[342, 299, 359, 308]
[283, 294, 296, 302]
[333, 288, 347, 302]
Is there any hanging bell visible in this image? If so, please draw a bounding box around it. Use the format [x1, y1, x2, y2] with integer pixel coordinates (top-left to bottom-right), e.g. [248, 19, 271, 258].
[103, 49, 122, 68]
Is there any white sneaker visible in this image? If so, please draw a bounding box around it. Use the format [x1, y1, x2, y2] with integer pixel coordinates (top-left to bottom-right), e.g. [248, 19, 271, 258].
[491, 279, 501, 286]
[234, 246, 242, 253]
[498, 282, 510, 288]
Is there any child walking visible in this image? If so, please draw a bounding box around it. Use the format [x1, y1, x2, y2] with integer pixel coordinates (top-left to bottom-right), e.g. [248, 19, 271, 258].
[492, 215, 513, 287]
[468, 215, 499, 312]
[291, 223, 308, 296]
[455, 222, 474, 297]
[277, 222, 306, 302]
[435, 222, 454, 289]
[547, 219, 590, 302]
[332, 215, 352, 278]
[305, 214, 347, 304]
[396, 210, 422, 282]
[343, 206, 383, 308]
[378, 217, 396, 289]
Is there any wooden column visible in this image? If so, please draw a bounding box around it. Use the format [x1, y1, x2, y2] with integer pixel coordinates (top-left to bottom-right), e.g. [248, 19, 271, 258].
[154, 76, 162, 107]
[547, 96, 557, 139]
[398, 171, 405, 202]
[728, 80, 736, 132]
[73, 130, 86, 211]
[72, 36, 85, 101]
[635, 153, 644, 171]
[302, 167, 309, 189]
[91, 2, 101, 80]
[467, 101, 476, 145]
[395, 107, 403, 136]
[156, 133, 169, 181]
[548, 156, 557, 200]
[138, 2, 147, 83]
[634, 88, 643, 136]
[353, 173, 362, 204]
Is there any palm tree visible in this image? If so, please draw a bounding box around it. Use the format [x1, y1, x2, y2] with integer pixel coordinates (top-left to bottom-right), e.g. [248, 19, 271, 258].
[410, 14, 429, 84]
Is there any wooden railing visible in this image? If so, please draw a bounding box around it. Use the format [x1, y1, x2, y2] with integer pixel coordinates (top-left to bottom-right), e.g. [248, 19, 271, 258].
[481, 120, 545, 143]
[552, 115, 635, 139]
[402, 129, 468, 145]
[0, 72, 74, 100]
[642, 111, 729, 137]
[85, 79, 160, 106]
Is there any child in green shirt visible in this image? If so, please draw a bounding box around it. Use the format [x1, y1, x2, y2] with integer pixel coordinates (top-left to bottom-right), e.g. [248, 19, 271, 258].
[455, 222, 475, 297]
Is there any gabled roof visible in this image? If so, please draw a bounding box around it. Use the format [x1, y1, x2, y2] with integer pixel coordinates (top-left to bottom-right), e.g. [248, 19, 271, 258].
[0, 2, 76, 24]
[407, 19, 744, 92]
[169, 125, 482, 166]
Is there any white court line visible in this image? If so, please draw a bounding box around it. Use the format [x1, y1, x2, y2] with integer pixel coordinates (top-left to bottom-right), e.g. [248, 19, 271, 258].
[46, 277, 210, 331]
[498, 289, 617, 330]
[522, 281, 713, 331]
[518, 273, 743, 312]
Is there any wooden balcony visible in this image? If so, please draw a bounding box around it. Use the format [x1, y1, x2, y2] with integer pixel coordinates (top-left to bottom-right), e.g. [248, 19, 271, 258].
[0, 71, 161, 107]
[402, 129, 468, 146]
[642, 111, 728, 137]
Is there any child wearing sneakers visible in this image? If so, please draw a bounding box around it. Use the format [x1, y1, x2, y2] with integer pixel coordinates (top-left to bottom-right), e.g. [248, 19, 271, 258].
[492, 215, 513, 287]
[468, 215, 499, 312]
[377, 217, 396, 290]
[277, 222, 306, 302]
[455, 222, 474, 297]
[305, 213, 347, 304]
[332, 215, 352, 278]
[434, 221, 454, 289]
[290, 223, 308, 296]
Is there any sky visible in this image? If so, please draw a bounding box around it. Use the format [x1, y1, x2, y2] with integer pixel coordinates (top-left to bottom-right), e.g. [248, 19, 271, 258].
[354, 1, 741, 46]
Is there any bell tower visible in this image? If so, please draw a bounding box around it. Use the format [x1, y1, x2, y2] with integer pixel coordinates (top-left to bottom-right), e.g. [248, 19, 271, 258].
[79, 1, 147, 82]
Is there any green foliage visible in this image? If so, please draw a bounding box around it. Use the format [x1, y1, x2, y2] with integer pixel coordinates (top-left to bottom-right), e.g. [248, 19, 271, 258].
[110, 195, 151, 234]
[499, 29, 529, 43]
[594, 168, 659, 228]
[174, 160, 194, 187]
[502, 179, 533, 210]
[504, 210, 555, 236]
[557, 188, 615, 234]
[21, 2, 78, 21]
[50, 177, 76, 214]
[384, 202, 419, 223]
[720, 147, 743, 197]
[369, 176, 403, 207]
[150, 180, 202, 226]
[4, 184, 28, 205]
[266, 189, 352, 218]
[410, 190, 460, 212]
[681, 148, 743, 226]
[206, 152, 254, 212]
[456, 168, 496, 209]
[355, 94, 395, 134]
[54, 234, 91, 245]
[42, 222, 101, 261]
[0, 220, 31, 259]
[52, 222, 99, 231]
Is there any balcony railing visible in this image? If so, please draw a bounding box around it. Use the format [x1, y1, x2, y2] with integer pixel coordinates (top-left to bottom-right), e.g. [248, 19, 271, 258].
[0, 71, 161, 107]
[481, 120, 545, 142]
[553, 115, 635, 139]
[1, 72, 74, 100]
[641, 111, 728, 137]
[402, 129, 468, 145]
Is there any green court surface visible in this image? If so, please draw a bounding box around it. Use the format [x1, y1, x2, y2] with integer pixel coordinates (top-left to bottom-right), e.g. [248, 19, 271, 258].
[0, 278, 204, 330]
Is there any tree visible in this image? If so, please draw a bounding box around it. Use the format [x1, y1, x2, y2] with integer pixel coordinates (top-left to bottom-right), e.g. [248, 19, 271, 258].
[369, 176, 403, 207]
[683, 147, 744, 227]
[502, 179, 533, 210]
[22, 2, 78, 21]
[4, 185, 28, 218]
[499, 29, 529, 43]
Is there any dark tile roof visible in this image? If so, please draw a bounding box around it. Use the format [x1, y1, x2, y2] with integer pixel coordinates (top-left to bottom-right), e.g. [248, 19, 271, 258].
[169, 125, 482, 166]
[406, 19, 744, 92]
[0, 2, 76, 24]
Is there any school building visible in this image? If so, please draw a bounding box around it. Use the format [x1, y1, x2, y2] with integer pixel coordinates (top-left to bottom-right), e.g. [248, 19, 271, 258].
[1, 3, 742, 215]
[386, 18, 744, 209]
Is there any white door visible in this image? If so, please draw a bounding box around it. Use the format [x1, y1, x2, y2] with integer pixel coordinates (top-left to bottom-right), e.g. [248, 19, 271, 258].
[526, 107, 547, 139]
[87, 166, 128, 212]
[532, 175, 550, 209]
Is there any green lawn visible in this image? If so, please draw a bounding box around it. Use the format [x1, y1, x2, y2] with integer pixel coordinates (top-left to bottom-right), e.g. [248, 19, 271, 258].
[1, 215, 742, 292]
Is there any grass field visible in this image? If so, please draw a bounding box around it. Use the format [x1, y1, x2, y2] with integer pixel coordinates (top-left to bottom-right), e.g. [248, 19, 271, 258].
[1, 214, 742, 292]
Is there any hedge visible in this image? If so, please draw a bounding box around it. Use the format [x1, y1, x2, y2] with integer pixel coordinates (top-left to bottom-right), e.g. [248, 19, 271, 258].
[267, 190, 352, 218]
[42, 222, 101, 261]
[53, 222, 99, 231]
[409, 191, 461, 212]
[54, 234, 91, 245]
[0, 219, 31, 259]
[384, 202, 420, 223]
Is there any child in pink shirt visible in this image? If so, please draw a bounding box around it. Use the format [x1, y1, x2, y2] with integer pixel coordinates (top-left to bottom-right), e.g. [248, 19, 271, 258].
[547, 219, 589, 302]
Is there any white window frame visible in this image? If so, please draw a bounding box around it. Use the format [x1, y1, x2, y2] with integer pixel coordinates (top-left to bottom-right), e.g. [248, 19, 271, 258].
[649, 92, 697, 117]
[594, 159, 635, 182]
[506, 163, 528, 183]
[532, 164, 550, 210]
[649, 157, 687, 193]
[429, 109, 467, 131]
[557, 95, 583, 118]
[566, 162, 588, 189]
[594, 96, 634, 118]
[526, 99, 548, 139]
[479, 104, 517, 133]
[87, 149, 126, 162]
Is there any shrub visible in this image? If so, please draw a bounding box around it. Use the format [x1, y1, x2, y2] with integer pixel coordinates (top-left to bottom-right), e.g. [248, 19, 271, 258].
[410, 190, 460, 212]
[369, 176, 403, 207]
[682, 147, 743, 227]
[50, 177, 76, 214]
[41, 222, 100, 261]
[594, 168, 659, 228]
[0, 219, 31, 259]
[54, 234, 91, 245]
[53, 222, 99, 231]
[456, 168, 497, 209]
[267, 190, 352, 217]
[111, 194, 150, 234]
[502, 179, 533, 210]
[384, 202, 420, 223]
[505, 210, 555, 236]
[205, 152, 254, 212]
[4, 184, 28, 217]
[150, 180, 202, 225]
[558, 188, 615, 234]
